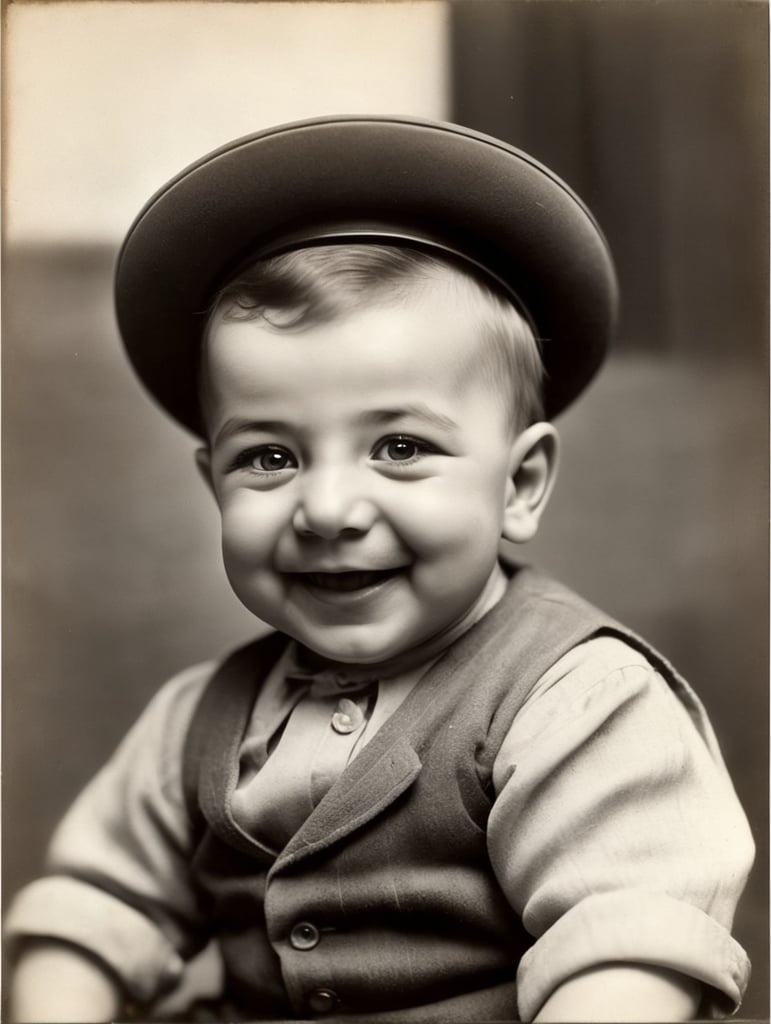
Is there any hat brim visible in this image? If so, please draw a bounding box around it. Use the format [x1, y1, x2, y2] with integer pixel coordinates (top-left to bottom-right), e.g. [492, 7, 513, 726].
[115, 115, 618, 433]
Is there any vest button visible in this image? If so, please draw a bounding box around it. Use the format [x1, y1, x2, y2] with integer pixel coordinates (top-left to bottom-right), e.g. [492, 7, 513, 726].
[289, 921, 320, 950]
[307, 987, 338, 1013]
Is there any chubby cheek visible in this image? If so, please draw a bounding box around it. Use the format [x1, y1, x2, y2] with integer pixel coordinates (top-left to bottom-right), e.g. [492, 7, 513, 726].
[392, 472, 508, 559]
[217, 491, 288, 577]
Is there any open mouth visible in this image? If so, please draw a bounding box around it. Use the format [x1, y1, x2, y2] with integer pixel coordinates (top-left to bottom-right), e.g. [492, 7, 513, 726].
[296, 569, 403, 593]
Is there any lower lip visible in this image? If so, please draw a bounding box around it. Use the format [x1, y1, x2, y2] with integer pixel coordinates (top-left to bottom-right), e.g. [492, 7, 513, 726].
[289, 570, 405, 607]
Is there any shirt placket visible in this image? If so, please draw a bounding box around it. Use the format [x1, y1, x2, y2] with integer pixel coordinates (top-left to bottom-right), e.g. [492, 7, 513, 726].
[229, 674, 376, 851]
[307, 677, 375, 807]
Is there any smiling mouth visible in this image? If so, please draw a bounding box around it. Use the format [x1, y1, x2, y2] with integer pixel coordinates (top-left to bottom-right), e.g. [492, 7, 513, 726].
[294, 569, 403, 592]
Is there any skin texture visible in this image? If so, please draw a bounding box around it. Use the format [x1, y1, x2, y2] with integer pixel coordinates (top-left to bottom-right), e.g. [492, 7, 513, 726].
[12, 942, 122, 1022]
[534, 963, 702, 1021]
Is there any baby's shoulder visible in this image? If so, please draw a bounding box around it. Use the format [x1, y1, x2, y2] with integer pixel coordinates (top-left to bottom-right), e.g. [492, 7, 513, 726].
[148, 658, 221, 719]
[120, 659, 221, 770]
[511, 632, 720, 759]
[538, 633, 658, 690]
[145, 632, 283, 752]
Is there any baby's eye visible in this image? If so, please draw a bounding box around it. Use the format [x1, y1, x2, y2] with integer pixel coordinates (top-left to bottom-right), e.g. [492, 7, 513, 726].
[371, 435, 437, 464]
[230, 445, 297, 473]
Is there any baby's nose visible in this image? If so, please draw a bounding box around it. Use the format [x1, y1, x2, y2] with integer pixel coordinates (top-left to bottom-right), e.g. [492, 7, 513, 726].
[292, 467, 377, 539]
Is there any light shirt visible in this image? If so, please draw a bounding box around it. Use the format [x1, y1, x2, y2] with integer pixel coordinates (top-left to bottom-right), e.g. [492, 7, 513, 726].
[230, 649, 426, 851]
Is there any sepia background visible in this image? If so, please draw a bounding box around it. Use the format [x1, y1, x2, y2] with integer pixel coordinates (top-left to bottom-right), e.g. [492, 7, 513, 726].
[3, 0, 768, 1017]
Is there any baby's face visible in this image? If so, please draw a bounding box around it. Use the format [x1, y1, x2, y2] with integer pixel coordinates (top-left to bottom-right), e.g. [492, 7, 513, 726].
[201, 284, 517, 665]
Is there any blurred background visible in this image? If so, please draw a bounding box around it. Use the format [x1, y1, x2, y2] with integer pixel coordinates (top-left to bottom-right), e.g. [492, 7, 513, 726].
[3, 0, 768, 1017]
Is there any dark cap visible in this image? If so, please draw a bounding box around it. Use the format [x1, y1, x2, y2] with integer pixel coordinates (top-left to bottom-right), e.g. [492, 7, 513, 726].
[115, 115, 618, 434]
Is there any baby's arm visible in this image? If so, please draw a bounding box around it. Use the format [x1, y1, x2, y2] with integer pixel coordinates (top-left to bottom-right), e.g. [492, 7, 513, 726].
[534, 963, 701, 1022]
[6, 663, 216, 1019]
[11, 941, 123, 1023]
[488, 637, 754, 1022]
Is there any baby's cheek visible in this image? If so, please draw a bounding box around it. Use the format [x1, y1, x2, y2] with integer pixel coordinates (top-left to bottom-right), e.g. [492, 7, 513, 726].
[402, 483, 502, 549]
[219, 493, 278, 565]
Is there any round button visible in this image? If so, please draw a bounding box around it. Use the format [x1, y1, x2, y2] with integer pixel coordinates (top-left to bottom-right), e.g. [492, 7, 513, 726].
[289, 921, 320, 950]
[308, 988, 338, 1014]
[331, 697, 364, 735]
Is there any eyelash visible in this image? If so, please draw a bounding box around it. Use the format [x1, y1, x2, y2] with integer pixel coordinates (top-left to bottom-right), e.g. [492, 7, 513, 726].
[370, 435, 440, 466]
[226, 435, 441, 475]
[227, 445, 296, 474]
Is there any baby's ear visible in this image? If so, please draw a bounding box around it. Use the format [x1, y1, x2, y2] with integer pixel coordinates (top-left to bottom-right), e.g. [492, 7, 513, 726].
[195, 447, 215, 496]
[501, 423, 560, 544]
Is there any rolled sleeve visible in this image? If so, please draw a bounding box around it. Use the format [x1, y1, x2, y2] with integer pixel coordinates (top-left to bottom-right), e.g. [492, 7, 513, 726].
[5, 876, 186, 1003]
[5, 661, 216, 1003]
[488, 636, 755, 1020]
[516, 891, 750, 1021]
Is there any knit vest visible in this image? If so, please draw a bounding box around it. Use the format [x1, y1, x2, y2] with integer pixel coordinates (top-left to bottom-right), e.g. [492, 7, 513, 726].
[182, 565, 685, 1021]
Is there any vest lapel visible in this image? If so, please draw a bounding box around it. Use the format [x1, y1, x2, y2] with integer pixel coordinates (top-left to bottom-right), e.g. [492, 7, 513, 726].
[273, 735, 422, 870]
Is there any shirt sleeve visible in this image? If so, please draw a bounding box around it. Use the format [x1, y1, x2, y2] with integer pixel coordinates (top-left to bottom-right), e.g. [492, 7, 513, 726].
[486, 636, 755, 1022]
[4, 661, 217, 1005]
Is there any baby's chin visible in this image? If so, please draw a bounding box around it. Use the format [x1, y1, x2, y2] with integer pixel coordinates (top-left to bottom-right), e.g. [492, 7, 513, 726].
[289, 616, 477, 678]
[295, 636, 419, 672]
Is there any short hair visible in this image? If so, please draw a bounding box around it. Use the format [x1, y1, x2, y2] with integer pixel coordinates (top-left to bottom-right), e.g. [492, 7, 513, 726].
[202, 243, 545, 431]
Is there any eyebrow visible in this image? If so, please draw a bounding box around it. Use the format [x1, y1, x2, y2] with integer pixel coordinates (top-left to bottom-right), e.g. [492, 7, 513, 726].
[213, 418, 291, 448]
[358, 405, 459, 433]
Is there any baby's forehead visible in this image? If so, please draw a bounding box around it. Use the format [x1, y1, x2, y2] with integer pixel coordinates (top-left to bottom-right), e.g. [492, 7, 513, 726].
[201, 300, 516, 444]
[201, 272, 530, 433]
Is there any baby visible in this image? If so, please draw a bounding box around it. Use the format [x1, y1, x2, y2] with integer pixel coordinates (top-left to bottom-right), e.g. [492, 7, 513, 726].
[7, 117, 754, 1023]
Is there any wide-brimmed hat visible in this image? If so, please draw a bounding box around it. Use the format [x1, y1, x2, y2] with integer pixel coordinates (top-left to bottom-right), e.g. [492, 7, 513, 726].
[115, 115, 618, 434]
